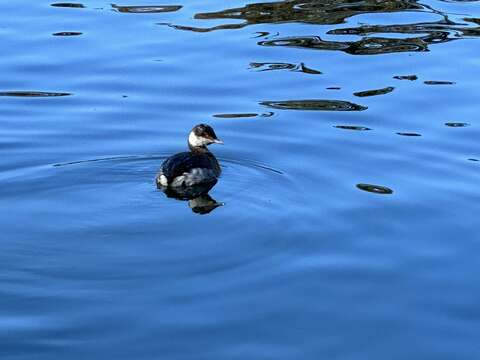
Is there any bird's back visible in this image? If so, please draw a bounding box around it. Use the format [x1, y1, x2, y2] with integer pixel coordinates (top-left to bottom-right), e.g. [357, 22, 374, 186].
[158, 151, 221, 187]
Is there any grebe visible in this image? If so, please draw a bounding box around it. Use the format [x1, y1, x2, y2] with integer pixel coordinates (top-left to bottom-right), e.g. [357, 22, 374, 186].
[156, 124, 223, 188]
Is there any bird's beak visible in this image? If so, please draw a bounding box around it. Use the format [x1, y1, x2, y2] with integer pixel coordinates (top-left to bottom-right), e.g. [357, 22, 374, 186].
[213, 139, 224, 145]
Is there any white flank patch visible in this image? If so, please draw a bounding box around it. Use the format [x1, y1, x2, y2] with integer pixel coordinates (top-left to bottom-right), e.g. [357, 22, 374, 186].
[171, 175, 186, 187]
[158, 174, 169, 186]
[170, 168, 216, 187]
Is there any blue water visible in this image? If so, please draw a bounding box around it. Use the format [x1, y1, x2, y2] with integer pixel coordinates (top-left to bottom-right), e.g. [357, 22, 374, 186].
[1, 0, 480, 358]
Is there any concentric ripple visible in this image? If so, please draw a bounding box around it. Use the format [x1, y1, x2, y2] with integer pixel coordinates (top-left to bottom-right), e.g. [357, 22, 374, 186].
[1, 155, 289, 217]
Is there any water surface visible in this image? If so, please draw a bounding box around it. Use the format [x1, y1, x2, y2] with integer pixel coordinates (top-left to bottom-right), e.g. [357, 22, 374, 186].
[1, 0, 480, 359]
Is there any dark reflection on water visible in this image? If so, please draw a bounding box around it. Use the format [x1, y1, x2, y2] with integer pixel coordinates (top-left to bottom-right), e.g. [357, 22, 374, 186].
[50, 2, 85, 8]
[335, 125, 371, 131]
[250, 62, 322, 74]
[397, 132, 422, 136]
[213, 112, 276, 119]
[261, 99, 367, 111]
[324, 17, 480, 52]
[53, 31, 82, 36]
[163, 0, 422, 31]
[357, 183, 394, 194]
[188, 194, 224, 214]
[354, 87, 394, 97]
[111, 4, 182, 13]
[394, 74, 418, 80]
[214, 113, 258, 118]
[252, 31, 270, 38]
[3, 0, 480, 358]
[445, 122, 470, 127]
[46, 154, 285, 219]
[259, 35, 428, 55]
[465, 17, 480, 25]
[160, 22, 245, 32]
[161, 0, 480, 54]
[424, 80, 456, 85]
[159, 180, 223, 214]
[0, 91, 71, 97]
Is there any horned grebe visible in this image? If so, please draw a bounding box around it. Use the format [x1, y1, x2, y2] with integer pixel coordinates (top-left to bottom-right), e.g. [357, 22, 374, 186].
[156, 124, 223, 188]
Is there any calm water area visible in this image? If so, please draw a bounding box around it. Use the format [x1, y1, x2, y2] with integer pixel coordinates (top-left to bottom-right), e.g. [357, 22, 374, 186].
[1, 0, 480, 358]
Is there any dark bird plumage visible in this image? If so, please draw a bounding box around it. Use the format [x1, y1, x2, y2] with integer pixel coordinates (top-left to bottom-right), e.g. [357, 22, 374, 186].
[156, 124, 223, 188]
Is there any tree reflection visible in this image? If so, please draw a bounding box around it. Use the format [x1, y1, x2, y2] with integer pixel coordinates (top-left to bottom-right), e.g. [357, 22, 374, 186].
[159, 0, 480, 55]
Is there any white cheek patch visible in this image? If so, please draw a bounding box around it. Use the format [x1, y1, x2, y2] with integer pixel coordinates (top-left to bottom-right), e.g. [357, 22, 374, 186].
[188, 132, 210, 147]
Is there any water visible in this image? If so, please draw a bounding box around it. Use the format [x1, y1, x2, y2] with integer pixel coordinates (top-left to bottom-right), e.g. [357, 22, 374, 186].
[1, 0, 480, 358]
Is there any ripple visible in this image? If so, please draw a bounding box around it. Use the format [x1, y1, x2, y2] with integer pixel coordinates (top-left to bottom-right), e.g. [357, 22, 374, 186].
[258, 36, 350, 52]
[424, 81, 455, 85]
[261, 112, 274, 117]
[353, 87, 394, 97]
[445, 122, 470, 127]
[326, 20, 464, 51]
[220, 157, 283, 175]
[0, 91, 71, 97]
[159, 22, 245, 32]
[52, 32, 83, 36]
[3, 0, 480, 355]
[250, 62, 295, 71]
[356, 183, 394, 195]
[327, 22, 452, 37]
[53, 155, 142, 167]
[213, 113, 258, 119]
[1, 155, 287, 216]
[296, 63, 322, 75]
[334, 125, 371, 131]
[47, 155, 284, 216]
[258, 35, 429, 55]
[252, 31, 270, 38]
[50, 2, 85, 8]
[53, 155, 283, 175]
[394, 75, 418, 80]
[250, 62, 321, 74]
[158, 0, 480, 55]
[260, 99, 367, 111]
[112, 4, 182, 13]
[397, 132, 422, 136]
[464, 18, 480, 25]
[213, 112, 274, 119]
[160, 0, 422, 33]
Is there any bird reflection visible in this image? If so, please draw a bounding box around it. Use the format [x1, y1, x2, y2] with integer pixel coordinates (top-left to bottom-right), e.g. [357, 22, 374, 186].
[158, 179, 223, 215]
[188, 193, 223, 215]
